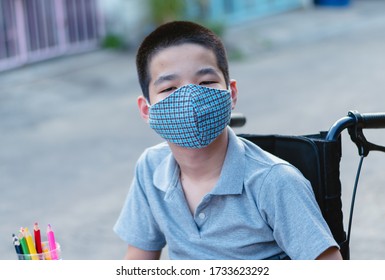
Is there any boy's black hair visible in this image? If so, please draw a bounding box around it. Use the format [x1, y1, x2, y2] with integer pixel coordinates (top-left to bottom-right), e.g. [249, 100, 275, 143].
[136, 21, 229, 101]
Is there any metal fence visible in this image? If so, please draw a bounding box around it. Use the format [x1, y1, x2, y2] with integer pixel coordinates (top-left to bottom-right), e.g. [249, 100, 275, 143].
[0, 0, 104, 72]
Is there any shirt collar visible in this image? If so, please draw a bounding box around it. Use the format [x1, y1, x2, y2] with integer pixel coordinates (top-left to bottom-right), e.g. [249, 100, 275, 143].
[153, 127, 245, 195]
[153, 152, 180, 193]
[210, 127, 245, 195]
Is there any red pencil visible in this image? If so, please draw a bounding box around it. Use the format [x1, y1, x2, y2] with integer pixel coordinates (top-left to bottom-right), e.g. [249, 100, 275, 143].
[34, 222, 43, 254]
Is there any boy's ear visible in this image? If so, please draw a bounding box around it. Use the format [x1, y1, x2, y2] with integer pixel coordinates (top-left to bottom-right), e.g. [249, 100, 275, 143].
[137, 95, 150, 122]
[229, 79, 238, 109]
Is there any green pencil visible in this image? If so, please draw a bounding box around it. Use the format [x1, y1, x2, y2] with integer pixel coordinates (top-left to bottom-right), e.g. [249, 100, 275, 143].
[18, 230, 30, 260]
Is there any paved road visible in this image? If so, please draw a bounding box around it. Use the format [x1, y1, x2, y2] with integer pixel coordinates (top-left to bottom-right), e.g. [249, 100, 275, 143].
[1, 1, 385, 259]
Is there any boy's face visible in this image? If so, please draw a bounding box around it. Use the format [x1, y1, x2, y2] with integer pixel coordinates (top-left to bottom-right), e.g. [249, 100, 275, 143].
[149, 43, 227, 104]
[138, 43, 237, 120]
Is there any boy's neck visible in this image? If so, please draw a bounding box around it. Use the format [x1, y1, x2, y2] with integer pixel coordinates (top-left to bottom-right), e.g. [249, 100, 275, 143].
[169, 129, 229, 182]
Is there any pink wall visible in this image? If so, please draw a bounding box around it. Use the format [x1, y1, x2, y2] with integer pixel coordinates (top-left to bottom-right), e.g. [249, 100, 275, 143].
[0, 0, 104, 72]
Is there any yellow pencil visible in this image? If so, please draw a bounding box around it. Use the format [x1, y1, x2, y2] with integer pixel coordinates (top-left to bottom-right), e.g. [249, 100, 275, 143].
[23, 227, 39, 260]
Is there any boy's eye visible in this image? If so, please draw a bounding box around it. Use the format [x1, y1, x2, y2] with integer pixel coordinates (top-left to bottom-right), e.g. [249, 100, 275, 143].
[199, 81, 217, 86]
[160, 87, 177, 93]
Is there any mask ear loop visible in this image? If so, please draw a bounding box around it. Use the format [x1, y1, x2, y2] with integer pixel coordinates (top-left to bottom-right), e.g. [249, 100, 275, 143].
[227, 85, 233, 98]
[227, 85, 235, 111]
[145, 98, 151, 108]
[143, 98, 152, 124]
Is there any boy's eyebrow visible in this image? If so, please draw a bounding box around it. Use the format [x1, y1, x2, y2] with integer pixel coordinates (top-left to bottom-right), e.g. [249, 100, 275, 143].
[153, 68, 221, 86]
[153, 74, 179, 86]
[196, 67, 221, 77]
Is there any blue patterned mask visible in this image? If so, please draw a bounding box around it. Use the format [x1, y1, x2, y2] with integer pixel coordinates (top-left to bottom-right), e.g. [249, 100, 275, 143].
[148, 84, 232, 149]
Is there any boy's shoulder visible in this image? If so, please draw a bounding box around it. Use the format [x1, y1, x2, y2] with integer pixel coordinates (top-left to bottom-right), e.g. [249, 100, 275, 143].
[238, 136, 288, 168]
[236, 136, 307, 185]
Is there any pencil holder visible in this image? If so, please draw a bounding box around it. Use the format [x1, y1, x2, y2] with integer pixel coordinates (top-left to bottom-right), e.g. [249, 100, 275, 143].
[17, 241, 61, 260]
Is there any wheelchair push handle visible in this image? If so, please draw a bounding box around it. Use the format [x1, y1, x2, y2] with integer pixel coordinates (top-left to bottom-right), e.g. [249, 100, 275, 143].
[326, 110, 385, 141]
[359, 112, 385, 129]
[326, 110, 385, 157]
[229, 113, 247, 127]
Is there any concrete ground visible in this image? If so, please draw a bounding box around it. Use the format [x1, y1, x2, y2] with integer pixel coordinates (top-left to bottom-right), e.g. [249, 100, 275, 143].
[1, 0, 385, 259]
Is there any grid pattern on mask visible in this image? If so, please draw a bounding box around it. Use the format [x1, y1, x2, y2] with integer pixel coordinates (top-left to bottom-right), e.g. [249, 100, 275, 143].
[149, 84, 232, 148]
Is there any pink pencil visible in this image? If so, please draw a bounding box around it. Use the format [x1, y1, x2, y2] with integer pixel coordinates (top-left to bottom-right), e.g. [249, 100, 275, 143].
[47, 224, 58, 260]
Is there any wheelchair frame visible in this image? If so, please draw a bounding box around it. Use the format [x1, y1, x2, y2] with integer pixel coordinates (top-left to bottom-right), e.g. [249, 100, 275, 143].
[230, 110, 385, 260]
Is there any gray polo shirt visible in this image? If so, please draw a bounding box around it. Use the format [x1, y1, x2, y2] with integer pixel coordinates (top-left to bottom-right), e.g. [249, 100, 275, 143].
[114, 128, 338, 259]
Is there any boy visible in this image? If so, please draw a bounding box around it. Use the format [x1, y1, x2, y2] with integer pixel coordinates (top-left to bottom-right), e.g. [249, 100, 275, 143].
[114, 21, 342, 260]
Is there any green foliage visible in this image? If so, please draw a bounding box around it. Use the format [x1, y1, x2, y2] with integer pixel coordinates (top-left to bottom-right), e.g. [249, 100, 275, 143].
[101, 34, 125, 49]
[200, 21, 225, 38]
[147, 0, 186, 25]
[227, 48, 245, 61]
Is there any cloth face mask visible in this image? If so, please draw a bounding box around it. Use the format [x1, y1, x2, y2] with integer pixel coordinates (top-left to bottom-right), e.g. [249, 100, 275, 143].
[148, 84, 232, 149]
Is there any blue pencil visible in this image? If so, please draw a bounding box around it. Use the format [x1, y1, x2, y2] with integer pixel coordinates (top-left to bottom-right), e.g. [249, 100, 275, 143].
[12, 234, 23, 259]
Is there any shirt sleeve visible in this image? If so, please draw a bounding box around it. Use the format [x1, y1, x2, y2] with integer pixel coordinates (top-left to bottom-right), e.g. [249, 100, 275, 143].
[113, 157, 166, 251]
[258, 163, 339, 260]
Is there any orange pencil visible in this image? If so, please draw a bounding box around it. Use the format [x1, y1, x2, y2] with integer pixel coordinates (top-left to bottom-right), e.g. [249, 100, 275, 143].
[42, 242, 52, 260]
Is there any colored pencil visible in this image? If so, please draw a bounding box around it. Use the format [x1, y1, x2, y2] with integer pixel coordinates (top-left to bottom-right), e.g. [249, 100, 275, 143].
[41, 242, 51, 260]
[47, 224, 58, 260]
[34, 222, 43, 254]
[12, 234, 23, 257]
[23, 227, 39, 260]
[18, 230, 30, 260]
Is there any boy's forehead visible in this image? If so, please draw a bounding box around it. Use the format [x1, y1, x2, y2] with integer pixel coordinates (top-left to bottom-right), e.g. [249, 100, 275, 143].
[148, 43, 220, 77]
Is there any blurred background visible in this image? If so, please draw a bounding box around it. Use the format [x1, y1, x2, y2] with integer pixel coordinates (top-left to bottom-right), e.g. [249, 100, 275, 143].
[1, 0, 385, 260]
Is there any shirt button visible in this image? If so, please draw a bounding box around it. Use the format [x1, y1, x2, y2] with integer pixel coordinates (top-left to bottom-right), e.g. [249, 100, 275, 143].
[198, 212, 206, 219]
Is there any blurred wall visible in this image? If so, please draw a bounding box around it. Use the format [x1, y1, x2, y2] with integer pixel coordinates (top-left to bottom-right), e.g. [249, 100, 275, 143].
[99, 0, 148, 49]
[98, 0, 313, 49]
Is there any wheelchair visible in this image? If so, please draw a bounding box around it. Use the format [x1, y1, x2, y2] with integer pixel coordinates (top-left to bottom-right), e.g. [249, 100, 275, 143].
[230, 110, 385, 260]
